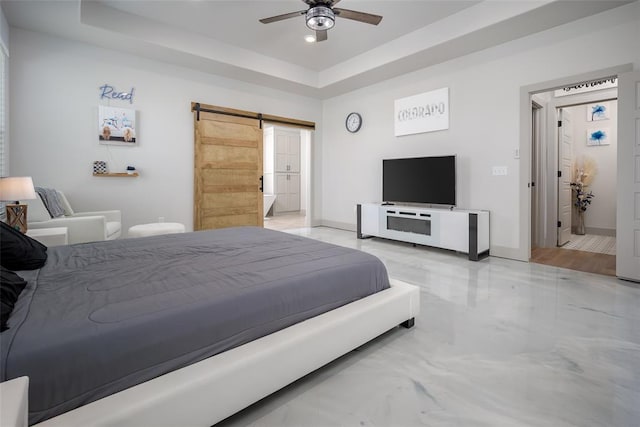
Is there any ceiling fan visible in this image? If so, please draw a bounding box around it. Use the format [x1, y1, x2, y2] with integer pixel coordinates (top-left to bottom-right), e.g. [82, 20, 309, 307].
[259, 0, 383, 42]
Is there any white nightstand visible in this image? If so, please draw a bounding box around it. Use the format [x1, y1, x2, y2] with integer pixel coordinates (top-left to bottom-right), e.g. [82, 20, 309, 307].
[26, 227, 68, 247]
[0, 376, 29, 427]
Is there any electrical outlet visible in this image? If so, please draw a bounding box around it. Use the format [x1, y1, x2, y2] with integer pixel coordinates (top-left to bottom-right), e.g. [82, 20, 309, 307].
[514, 148, 520, 159]
[492, 166, 508, 176]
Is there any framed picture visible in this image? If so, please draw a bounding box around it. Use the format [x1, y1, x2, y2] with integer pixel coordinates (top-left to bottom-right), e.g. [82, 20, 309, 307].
[586, 102, 610, 121]
[98, 106, 137, 145]
[587, 128, 609, 146]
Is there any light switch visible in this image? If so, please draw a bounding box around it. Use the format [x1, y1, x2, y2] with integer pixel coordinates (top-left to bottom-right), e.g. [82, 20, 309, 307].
[492, 166, 508, 176]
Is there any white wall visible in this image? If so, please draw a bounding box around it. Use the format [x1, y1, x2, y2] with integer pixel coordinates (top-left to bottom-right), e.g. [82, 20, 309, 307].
[568, 101, 618, 234]
[9, 28, 323, 233]
[0, 6, 8, 55]
[320, 3, 640, 257]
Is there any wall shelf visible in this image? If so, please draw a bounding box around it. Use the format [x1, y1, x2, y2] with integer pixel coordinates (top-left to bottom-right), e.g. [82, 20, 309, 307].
[93, 172, 139, 177]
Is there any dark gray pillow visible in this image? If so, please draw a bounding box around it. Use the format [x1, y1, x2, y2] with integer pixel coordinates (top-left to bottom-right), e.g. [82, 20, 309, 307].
[1, 266, 28, 331]
[0, 222, 48, 270]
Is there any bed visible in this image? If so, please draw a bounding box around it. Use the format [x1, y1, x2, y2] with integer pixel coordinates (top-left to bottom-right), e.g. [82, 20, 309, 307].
[1, 226, 420, 426]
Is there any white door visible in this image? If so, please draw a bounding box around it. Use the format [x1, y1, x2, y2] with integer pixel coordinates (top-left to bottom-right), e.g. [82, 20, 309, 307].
[288, 173, 300, 211]
[616, 71, 640, 282]
[274, 128, 300, 173]
[557, 108, 573, 246]
[275, 173, 288, 212]
[287, 135, 301, 172]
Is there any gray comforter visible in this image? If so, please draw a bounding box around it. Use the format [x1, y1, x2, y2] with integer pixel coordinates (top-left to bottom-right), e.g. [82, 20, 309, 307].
[0, 227, 390, 424]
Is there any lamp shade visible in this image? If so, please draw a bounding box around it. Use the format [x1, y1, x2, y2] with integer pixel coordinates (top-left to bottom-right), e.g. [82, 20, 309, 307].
[0, 177, 37, 202]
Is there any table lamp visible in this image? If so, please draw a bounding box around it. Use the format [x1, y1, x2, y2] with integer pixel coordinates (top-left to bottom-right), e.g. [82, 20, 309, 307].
[0, 177, 37, 233]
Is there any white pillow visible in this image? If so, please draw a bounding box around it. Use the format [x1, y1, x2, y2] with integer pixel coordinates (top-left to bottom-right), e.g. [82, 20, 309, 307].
[56, 191, 75, 216]
[26, 196, 52, 222]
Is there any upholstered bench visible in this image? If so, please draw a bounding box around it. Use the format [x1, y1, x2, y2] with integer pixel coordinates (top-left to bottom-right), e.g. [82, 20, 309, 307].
[127, 222, 186, 238]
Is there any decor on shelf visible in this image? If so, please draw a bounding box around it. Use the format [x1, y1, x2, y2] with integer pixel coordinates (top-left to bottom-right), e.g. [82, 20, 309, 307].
[554, 77, 617, 97]
[93, 161, 108, 174]
[98, 105, 137, 145]
[587, 128, 609, 146]
[126, 166, 136, 175]
[0, 177, 38, 233]
[586, 101, 610, 121]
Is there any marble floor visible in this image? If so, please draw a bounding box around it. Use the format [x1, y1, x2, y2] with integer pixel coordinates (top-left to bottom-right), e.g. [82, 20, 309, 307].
[264, 212, 307, 231]
[218, 227, 640, 427]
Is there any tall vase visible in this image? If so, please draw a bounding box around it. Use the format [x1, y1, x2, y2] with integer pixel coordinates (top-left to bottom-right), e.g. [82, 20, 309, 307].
[576, 211, 586, 235]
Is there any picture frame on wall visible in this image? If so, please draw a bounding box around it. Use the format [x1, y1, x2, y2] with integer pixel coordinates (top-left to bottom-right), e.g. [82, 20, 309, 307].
[586, 102, 610, 121]
[98, 106, 137, 145]
[586, 128, 610, 146]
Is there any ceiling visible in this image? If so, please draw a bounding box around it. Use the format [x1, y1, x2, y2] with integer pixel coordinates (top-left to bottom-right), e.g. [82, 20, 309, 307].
[1, 0, 634, 98]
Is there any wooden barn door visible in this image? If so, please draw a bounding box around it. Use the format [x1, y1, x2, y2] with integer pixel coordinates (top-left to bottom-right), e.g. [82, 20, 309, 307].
[194, 104, 263, 231]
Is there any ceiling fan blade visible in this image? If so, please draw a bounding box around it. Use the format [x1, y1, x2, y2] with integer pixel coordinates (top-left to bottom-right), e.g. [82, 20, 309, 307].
[259, 10, 306, 24]
[316, 30, 328, 42]
[333, 8, 383, 25]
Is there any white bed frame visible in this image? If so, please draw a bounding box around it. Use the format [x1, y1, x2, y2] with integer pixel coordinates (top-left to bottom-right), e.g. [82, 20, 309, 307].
[6, 279, 419, 427]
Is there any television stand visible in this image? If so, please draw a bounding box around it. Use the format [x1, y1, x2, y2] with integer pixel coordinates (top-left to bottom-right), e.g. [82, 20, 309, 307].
[356, 203, 489, 261]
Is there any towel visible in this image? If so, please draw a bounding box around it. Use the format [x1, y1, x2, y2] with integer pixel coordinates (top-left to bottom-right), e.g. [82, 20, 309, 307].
[35, 187, 65, 218]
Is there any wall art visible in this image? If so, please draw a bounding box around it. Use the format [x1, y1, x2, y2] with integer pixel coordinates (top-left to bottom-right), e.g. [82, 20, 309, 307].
[587, 128, 609, 146]
[99, 84, 135, 104]
[394, 87, 449, 137]
[98, 106, 137, 146]
[586, 102, 610, 121]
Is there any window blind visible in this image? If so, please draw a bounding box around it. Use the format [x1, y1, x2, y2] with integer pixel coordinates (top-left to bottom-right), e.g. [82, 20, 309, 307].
[0, 46, 7, 219]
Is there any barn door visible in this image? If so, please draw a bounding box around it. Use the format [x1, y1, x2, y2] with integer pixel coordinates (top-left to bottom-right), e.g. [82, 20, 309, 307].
[194, 106, 263, 230]
[616, 71, 640, 282]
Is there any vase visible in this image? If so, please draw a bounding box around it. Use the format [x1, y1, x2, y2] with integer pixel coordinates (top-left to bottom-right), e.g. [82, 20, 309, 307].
[576, 211, 586, 235]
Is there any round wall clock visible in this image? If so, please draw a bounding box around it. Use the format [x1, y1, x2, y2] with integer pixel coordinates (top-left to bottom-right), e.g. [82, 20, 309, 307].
[345, 112, 362, 133]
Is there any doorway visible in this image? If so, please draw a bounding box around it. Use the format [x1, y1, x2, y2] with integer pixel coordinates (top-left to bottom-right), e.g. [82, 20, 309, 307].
[530, 82, 618, 275]
[262, 125, 312, 231]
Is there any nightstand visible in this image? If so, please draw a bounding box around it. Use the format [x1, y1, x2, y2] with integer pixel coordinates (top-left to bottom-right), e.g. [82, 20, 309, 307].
[0, 376, 29, 427]
[26, 227, 68, 247]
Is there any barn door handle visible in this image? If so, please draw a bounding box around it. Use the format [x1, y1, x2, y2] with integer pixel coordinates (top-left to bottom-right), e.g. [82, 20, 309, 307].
[259, 176, 263, 192]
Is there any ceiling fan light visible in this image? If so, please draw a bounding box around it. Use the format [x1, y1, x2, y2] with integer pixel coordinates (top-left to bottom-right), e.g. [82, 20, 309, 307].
[306, 6, 335, 31]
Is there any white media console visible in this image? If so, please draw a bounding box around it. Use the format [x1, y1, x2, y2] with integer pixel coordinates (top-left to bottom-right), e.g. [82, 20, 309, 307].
[357, 203, 489, 261]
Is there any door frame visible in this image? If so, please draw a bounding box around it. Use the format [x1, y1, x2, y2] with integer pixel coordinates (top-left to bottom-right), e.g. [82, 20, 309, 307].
[518, 64, 633, 261]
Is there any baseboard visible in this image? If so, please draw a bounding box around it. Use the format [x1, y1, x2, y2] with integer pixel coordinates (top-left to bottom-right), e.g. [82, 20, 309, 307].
[487, 245, 527, 262]
[584, 227, 616, 237]
[319, 220, 357, 232]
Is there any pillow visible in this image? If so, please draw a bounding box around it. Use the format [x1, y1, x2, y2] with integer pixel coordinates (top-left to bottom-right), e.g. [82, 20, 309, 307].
[0, 222, 48, 270]
[26, 196, 52, 222]
[0, 267, 28, 331]
[57, 190, 74, 216]
[35, 187, 65, 218]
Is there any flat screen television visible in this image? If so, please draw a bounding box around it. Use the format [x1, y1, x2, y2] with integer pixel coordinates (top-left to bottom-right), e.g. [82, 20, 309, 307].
[383, 155, 456, 206]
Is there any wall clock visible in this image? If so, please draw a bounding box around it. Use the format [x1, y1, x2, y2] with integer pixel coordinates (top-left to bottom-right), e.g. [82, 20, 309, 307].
[345, 112, 362, 133]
